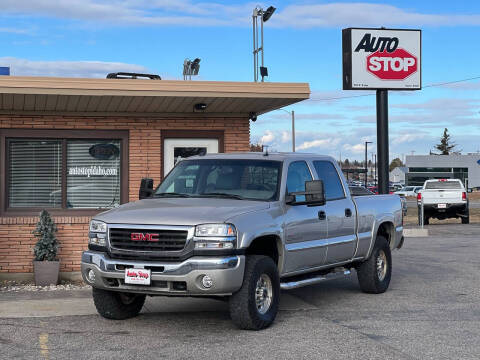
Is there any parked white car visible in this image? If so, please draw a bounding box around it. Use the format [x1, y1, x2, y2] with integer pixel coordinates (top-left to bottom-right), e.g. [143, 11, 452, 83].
[394, 186, 422, 197]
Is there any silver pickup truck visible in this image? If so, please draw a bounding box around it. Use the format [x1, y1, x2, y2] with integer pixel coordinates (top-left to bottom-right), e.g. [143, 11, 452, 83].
[82, 152, 404, 330]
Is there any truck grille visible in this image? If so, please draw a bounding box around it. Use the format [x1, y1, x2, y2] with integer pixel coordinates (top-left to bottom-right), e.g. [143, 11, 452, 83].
[109, 228, 188, 252]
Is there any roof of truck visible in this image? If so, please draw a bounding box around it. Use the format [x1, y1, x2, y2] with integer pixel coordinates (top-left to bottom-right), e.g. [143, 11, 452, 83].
[185, 152, 335, 162]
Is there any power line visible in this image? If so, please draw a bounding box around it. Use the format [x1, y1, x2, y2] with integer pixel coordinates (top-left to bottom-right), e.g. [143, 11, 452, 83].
[307, 75, 480, 102]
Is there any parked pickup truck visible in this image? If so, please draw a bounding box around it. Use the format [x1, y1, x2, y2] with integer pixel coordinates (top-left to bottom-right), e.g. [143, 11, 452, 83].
[417, 179, 469, 225]
[82, 153, 404, 330]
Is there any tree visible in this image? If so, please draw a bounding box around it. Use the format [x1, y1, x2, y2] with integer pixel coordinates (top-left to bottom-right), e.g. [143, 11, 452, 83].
[33, 210, 59, 261]
[389, 158, 404, 172]
[250, 143, 263, 152]
[434, 128, 458, 155]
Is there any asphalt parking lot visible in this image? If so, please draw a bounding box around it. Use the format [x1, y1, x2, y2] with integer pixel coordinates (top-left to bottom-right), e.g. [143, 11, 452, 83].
[1, 223, 479, 360]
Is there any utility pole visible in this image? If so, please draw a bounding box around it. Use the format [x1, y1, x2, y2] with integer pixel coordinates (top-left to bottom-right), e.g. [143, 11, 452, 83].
[365, 141, 372, 188]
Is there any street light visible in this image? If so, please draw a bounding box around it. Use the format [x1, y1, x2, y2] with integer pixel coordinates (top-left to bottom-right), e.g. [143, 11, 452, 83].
[365, 141, 372, 187]
[252, 6, 276, 82]
[277, 108, 295, 152]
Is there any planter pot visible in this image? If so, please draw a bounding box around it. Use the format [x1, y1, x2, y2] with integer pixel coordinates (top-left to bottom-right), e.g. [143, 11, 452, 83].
[33, 260, 60, 286]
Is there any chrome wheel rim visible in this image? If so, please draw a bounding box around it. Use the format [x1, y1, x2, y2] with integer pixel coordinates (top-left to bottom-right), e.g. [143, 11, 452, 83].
[255, 274, 273, 315]
[376, 250, 388, 281]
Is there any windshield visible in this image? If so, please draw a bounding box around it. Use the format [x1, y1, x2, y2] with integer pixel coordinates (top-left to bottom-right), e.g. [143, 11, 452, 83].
[155, 159, 282, 201]
[425, 181, 462, 189]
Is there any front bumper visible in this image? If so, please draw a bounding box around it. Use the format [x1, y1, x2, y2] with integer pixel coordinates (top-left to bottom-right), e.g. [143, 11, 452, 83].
[81, 251, 245, 296]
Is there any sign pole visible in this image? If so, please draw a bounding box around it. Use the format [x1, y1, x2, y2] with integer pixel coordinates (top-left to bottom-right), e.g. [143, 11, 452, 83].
[376, 89, 389, 195]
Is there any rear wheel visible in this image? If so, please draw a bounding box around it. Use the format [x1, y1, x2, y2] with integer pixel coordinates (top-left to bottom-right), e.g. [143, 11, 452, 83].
[356, 236, 392, 294]
[92, 288, 146, 320]
[229, 255, 280, 330]
[462, 216, 470, 224]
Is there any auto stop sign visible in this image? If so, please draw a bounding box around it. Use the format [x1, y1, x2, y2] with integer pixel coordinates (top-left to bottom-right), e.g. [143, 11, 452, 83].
[343, 28, 421, 90]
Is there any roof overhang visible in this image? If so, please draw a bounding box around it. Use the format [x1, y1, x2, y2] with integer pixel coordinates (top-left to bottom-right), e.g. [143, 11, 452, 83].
[0, 76, 310, 116]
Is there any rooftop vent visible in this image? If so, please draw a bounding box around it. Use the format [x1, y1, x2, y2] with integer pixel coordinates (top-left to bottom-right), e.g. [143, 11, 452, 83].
[106, 72, 161, 80]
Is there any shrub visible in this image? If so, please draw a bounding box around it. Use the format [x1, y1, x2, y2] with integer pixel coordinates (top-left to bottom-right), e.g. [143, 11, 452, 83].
[33, 210, 59, 261]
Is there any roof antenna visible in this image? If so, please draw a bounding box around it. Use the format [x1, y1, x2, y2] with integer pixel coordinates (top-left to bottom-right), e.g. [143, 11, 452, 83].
[262, 145, 269, 156]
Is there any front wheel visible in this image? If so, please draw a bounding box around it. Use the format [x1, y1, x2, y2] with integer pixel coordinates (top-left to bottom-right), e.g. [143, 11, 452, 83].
[356, 236, 392, 294]
[92, 288, 146, 320]
[229, 255, 280, 330]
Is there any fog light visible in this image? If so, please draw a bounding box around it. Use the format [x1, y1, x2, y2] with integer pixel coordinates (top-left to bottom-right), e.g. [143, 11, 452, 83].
[87, 269, 96, 283]
[201, 275, 213, 289]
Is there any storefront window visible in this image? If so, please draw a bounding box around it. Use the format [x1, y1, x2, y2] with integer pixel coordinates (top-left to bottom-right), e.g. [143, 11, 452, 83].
[67, 140, 121, 208]
[4, 132, 126, 212]
[8, 139, 62, 208]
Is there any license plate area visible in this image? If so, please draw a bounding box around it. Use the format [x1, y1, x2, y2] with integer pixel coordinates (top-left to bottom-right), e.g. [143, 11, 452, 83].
[438, 203, 447, 209]
[125, 268, 151, 285]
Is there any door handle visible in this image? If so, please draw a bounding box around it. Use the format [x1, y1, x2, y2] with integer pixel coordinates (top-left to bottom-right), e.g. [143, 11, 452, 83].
[318, 210, 326, 220]
[345, 208, 352, 217]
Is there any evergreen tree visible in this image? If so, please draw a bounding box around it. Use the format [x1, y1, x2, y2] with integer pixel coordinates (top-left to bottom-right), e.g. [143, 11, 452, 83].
[389, 158, 405, 172]
[435, 128, 457, 155]
[33, 210, 59, 261]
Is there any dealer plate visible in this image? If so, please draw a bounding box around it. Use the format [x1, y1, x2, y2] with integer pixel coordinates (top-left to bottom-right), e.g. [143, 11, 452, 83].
[125, 268, 151, 285]
[438, 203, 447, 209]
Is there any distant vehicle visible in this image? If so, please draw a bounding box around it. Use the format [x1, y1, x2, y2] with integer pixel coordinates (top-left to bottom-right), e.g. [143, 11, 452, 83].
[417, 179, 468, 224]
[395, 186, 422, 197]
[368, 186, 394, 195]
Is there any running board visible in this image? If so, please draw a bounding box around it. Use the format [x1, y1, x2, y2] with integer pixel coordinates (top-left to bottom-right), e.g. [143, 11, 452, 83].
[280, 269, 351, 290]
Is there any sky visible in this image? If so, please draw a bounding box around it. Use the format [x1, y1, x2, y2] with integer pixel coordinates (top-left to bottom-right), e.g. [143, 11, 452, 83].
[1, 0, 479, 161]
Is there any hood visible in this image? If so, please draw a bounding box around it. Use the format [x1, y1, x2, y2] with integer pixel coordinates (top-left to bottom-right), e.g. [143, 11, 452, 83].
[94, 197, 270, 226]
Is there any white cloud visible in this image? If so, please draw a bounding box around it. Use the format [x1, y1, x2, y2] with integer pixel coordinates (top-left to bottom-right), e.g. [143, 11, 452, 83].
[0, 57, 150, 78]
[392, 133, 426, 145]
[281, 131, 290, 143]
[343, 143, 366, 154]
[2, 1, 480, 28]
[260, 130, 275, 144]
[296, 138, 339, 151]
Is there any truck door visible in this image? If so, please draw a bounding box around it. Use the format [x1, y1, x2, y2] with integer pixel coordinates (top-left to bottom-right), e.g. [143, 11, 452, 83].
[283, 161, 328, 273]
[312, 160, 357, 264]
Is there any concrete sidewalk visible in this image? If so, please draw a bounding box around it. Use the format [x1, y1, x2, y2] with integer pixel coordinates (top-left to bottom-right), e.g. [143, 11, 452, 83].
[0, 287, 316, 318]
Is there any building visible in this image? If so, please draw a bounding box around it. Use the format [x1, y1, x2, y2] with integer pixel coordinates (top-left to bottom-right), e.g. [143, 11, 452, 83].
[0, 76, 310, 280]
[389, 166, 407, 184]
[406, 154, 480, 189]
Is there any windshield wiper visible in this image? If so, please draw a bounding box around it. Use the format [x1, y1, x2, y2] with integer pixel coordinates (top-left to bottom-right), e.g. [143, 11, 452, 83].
[154, 192, 191, 198]
[200, 192, 247, 200]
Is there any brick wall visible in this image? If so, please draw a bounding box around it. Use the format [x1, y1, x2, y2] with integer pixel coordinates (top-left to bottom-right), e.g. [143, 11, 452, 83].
[0, 114, 250, 274]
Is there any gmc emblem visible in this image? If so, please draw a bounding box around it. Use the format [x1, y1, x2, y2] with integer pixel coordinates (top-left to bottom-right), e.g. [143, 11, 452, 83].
[130, 232, 159, 242]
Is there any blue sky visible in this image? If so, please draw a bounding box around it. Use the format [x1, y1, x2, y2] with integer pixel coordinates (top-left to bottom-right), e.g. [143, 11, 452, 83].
[1, 0, 479, 161]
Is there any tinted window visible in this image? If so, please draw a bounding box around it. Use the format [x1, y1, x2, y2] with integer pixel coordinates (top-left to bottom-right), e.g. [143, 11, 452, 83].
[313, 161, 345, 200]
[156, 159, 282, 201]
[425, 181, 462, 189]
[286, 161, 312, 202]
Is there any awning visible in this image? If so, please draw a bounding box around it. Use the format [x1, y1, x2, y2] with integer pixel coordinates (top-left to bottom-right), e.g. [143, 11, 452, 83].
[0, 76, 310, 116]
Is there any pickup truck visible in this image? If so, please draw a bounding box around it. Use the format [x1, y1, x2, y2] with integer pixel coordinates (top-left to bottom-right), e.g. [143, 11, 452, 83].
[417, 179, 469, 225]
[81, 153, 404, 330]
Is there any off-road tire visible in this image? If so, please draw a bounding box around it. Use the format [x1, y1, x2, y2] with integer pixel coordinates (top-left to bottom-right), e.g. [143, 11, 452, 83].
[92, 288, 146, 320]
[462, 216, 470, 224]
[229, 255, 280, 330]
[356, 236, 392, 294]
[424, 216, 429, 225]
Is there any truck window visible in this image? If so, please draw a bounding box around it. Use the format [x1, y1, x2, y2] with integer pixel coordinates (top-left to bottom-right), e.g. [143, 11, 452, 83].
[425, 181, 462, 189]
[286, 161, 312, 202]
[313, 161, 345, 201]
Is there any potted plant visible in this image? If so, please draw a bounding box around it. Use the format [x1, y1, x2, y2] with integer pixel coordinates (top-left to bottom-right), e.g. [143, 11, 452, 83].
[32, 210, 60, 286]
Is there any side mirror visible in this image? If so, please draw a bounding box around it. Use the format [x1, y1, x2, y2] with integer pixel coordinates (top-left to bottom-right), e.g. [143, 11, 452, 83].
[139, 178, 154, 199]
[286, 180, 326, 206]
[305, 180, 326, 205]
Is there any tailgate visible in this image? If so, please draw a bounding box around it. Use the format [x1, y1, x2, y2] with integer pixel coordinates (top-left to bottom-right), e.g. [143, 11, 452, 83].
[421, 190, 463, 204]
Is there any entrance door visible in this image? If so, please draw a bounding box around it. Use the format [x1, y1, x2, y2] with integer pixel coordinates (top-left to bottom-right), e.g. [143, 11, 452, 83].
[163, 138, 219, 176]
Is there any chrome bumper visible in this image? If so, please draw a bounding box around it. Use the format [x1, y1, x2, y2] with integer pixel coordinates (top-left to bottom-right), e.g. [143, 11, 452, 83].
[81, 251, 245, 296]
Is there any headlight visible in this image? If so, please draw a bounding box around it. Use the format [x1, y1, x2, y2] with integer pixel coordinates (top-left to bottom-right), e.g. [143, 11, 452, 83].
[89, 220, 107, 247]
[195, 224, 236, 237]
[89, 220, 107, 233]
[194, 224, 236, 250]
